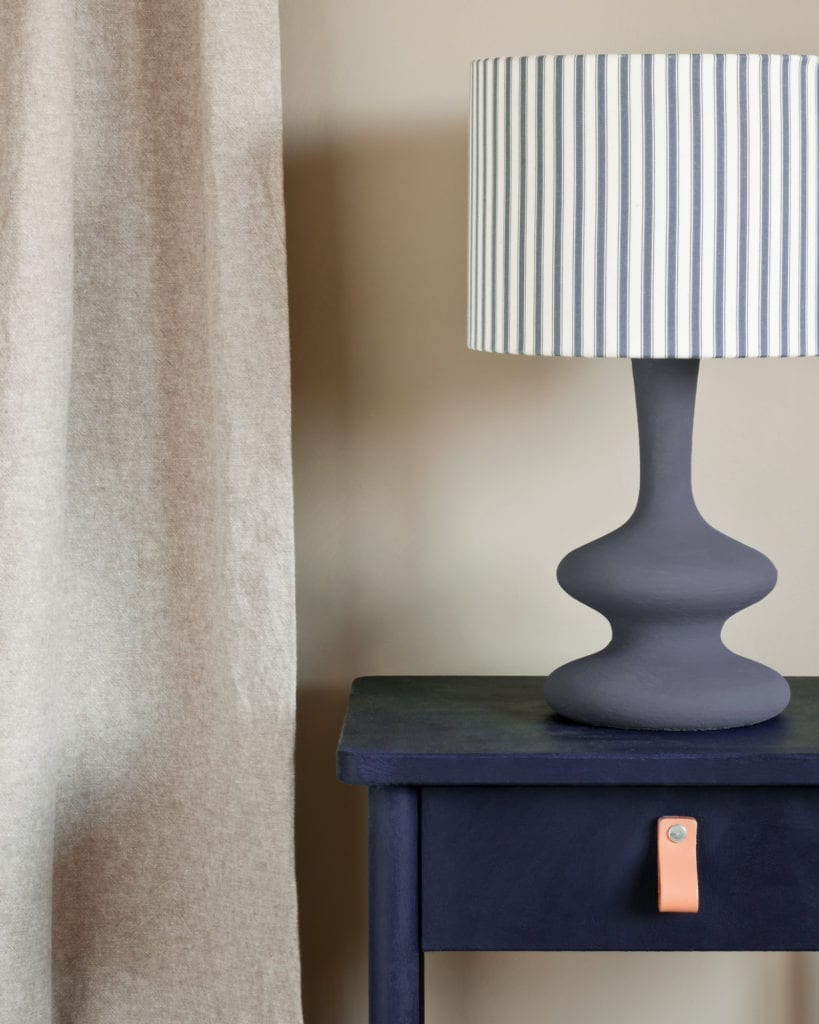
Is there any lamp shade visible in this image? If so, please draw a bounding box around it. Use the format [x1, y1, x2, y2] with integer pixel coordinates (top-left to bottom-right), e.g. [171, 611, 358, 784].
[468, 54, 819, 357]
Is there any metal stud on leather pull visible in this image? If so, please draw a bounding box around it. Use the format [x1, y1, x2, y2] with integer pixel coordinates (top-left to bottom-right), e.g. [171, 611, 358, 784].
[657, 816, 699, 913]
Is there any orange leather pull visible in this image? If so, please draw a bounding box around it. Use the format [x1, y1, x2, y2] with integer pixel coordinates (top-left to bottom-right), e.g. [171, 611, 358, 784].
[657, 816, 699, 913]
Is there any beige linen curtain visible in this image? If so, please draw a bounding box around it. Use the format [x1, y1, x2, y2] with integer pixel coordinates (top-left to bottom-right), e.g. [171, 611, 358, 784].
[0, 2, 301, 1021]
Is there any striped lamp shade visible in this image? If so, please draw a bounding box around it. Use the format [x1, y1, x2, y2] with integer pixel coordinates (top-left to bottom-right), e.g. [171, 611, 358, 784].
[467, 54, 819, 358]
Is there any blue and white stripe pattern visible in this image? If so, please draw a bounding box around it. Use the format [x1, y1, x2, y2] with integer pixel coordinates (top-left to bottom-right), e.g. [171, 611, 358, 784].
[467, 54, 819, 357]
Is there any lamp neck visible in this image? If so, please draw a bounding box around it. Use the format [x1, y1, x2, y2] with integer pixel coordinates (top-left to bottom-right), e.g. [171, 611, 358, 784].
[632, 358, 700, 520]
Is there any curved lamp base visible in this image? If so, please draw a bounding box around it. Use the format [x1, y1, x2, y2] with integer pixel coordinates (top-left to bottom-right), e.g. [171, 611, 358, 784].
[543, 360, 790, 731]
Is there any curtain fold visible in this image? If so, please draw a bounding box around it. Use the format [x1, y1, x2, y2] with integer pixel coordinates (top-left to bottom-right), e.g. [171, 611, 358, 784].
[0, 2, 301, 1021]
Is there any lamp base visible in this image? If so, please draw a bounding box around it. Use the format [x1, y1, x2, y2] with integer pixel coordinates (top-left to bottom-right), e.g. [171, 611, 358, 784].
[543, 359, 790, 731]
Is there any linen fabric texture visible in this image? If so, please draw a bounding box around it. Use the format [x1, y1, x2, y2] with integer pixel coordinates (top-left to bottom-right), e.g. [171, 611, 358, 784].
[0, 1, 301, 1021]
[468, 53, 819, 358]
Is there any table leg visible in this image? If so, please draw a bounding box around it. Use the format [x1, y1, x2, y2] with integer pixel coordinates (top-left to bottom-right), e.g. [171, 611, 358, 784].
[369, 786, 423, 1024]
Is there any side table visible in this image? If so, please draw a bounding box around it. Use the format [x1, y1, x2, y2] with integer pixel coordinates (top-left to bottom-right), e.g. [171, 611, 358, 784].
[337, 676, 819, 1023]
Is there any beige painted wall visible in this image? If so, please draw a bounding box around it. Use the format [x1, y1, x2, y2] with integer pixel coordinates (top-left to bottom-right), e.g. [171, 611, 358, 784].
[281, 2, 819, 1021]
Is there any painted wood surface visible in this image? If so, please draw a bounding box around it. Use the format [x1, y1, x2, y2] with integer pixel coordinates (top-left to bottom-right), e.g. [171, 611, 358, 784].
[368, 787, 423, 1023]
[345, 675, 819, 1021]
[421, 785, 819, 950]
[337, 676, 819, 786]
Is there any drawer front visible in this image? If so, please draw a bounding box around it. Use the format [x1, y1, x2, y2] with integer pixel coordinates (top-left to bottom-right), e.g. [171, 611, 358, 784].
[421, 786, 819, 951]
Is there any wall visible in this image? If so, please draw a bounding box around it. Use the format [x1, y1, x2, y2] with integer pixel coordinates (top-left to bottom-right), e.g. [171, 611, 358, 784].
[281, 2, 819, 1021]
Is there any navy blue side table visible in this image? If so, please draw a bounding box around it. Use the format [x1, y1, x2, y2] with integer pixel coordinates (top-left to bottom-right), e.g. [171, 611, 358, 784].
[337, 676, 819, 1024]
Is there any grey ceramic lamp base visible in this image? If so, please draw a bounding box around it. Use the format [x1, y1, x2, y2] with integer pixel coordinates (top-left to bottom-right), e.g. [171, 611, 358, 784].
[543, 359, 790, 731]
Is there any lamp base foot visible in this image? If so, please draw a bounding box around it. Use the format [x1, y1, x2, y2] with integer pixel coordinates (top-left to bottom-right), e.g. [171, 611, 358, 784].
[544, 648, 790, 731]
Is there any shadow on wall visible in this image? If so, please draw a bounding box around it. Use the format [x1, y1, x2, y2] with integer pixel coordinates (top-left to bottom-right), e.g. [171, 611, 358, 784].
[285, 123, 490, 1024]
[286, 132, 367, 1024]
[293, 688, 367, 1024]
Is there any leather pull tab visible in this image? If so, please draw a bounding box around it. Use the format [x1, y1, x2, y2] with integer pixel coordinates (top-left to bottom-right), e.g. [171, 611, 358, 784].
[657, 816, 699, 913]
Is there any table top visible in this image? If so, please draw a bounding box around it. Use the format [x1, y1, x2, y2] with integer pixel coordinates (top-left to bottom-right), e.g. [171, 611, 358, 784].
[336, 676, 819, 786]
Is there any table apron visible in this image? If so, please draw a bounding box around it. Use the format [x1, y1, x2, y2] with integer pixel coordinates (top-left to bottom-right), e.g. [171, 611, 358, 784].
[419, 785, 819, 951]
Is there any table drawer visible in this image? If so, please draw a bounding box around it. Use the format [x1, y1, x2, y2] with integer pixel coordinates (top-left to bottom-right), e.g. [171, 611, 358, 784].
[421, 786, 819, 951]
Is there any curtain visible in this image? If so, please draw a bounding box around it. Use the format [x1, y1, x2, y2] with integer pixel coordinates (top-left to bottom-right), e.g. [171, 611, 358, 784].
[0, 2, 301, 1021]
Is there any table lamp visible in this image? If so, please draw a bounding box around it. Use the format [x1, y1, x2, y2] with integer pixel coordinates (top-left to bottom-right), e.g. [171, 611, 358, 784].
[468, 53, 819, 730]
